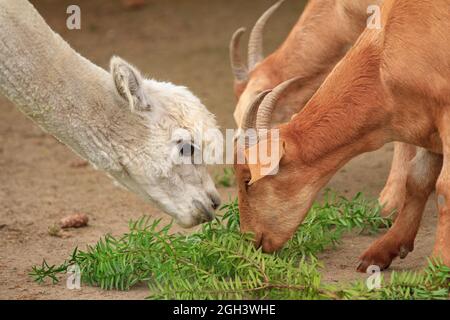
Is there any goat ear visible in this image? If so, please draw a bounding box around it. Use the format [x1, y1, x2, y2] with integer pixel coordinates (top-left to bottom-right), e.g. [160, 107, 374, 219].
[245, 138, 286, 185]
[110, 56, 149, 112]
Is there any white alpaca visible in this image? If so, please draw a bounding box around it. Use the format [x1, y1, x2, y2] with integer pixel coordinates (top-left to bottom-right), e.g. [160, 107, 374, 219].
[0, 0, 221, 227]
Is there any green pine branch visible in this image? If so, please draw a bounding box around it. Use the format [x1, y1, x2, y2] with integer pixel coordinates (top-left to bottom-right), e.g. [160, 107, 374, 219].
[29, 191, 449, 300]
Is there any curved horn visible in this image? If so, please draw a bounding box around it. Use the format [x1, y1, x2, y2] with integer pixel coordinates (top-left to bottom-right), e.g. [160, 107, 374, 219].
[256, 77, 301, 130]
[248, 0, 286, 71]
[230, 28, 248, 82]
[241, 90, 272, 131]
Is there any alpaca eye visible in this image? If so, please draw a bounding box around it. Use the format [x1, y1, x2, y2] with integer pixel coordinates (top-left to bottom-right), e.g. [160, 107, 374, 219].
[179, 143, 196, 157]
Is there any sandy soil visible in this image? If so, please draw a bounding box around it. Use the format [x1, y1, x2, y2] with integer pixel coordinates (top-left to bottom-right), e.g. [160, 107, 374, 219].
[0, 0, 439, 299]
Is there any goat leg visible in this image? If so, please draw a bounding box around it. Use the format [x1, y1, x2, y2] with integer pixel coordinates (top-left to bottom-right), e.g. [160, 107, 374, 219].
[378, 142, 417, 219]
[358, 148, 442, 272]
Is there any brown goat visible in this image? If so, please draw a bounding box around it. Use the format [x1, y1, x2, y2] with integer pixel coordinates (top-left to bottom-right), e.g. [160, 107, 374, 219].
[230, 0, 417, 218]
[235, 0, 450, 271]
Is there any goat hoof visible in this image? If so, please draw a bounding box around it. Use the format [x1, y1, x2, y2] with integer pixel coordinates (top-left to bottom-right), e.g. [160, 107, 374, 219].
[357, 244, 398, 273]
[399, 246, 410, 259]
[357, 232, 416, 273]
[356, 261, 367, 273]
[356, 258, 391, 273]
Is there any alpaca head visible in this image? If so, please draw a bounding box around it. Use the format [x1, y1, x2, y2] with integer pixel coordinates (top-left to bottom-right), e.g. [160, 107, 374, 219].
[105, 57, 221, 228]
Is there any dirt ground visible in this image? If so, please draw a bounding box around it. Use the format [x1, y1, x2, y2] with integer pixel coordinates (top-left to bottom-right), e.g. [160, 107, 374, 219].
[0, 0, 439, 299]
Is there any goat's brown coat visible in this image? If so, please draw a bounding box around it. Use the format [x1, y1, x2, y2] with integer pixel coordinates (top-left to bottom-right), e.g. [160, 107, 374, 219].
[232, 0, 416, 218]
[235, 0, 450, 270]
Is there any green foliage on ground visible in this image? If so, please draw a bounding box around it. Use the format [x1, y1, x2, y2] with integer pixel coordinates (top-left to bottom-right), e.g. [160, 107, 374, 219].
[30, 192, 450, 299]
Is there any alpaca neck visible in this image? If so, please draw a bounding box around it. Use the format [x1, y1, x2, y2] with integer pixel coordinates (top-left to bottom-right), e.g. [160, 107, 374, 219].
[0, 0, 125, 169]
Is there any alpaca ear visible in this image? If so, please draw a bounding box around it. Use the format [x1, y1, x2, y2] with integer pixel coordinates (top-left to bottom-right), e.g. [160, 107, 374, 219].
[110, 56, 150, 112]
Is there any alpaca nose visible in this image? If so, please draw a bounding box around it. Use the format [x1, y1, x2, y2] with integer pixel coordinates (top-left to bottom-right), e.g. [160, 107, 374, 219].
[193, 200, 214, 224]
[209, 193, 221, 210]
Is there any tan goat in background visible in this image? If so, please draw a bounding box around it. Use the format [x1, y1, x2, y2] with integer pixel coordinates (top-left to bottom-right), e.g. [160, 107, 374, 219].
[235, 0, 450, 271]
[230, 0, 416, 218]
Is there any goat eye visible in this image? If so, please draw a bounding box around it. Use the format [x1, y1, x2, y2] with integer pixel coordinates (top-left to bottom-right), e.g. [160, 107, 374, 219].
[244, 178, 251, 191]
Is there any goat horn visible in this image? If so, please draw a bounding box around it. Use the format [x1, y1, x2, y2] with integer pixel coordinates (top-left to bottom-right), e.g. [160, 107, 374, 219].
[230, 28, 248, 82]
[248, 0, 285, 71]
[256, 77, 301, 130]
[241, 89, 272, 131]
